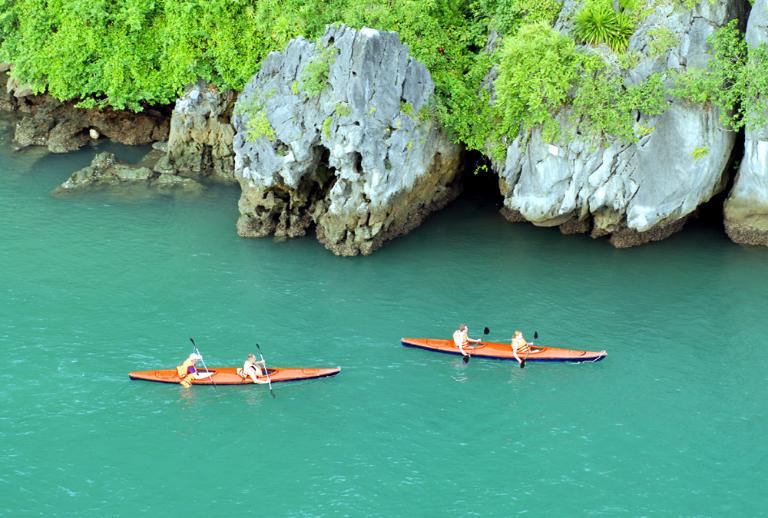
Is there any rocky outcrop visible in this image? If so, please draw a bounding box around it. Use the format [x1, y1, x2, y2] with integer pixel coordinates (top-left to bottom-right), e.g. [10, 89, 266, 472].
[0, 68, 15, 111]
[494, 0, 744, 247]
[233, 25, 461, 255]
[0, 71, 170, 153]
[153, 81, 236, 183]
[54, 151, 202, 194]
[724, 0, 768, 245]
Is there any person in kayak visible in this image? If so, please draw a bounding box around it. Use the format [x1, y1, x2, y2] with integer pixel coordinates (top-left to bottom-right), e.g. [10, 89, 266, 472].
[511, 330, 532, 367]
[453, 324, 481, 357]
[176, 352, 203, 388]
[237, 353, 268, 384]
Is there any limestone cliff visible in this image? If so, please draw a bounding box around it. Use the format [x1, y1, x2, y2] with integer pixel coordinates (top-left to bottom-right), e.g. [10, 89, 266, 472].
[153, 81, 236, 183]
[493, 0, 745, 247]
[232, 25, 461, 256]
[724, 0, 768, 245]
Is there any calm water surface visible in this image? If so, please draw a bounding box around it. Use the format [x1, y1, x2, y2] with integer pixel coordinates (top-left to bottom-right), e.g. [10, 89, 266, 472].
[1, 116, 767, 516]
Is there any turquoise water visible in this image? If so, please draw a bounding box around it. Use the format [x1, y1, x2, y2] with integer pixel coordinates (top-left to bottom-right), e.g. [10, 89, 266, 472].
[2, 115, 767, 516]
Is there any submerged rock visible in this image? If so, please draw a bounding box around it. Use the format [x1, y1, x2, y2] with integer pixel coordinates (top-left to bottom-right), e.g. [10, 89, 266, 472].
[233, 25, 461, 256]
[493, 0, 744, 247]
[724, 0, 768, 245]
[54, 152, 203, 194]
[153, 81, 236, 183]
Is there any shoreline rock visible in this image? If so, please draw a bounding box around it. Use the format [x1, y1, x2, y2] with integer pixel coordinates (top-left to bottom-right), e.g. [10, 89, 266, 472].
[233, 25, 462, 256]
[492, 0, 744, 248]
[724, 0, 768, 246]
[153, 81, 237, 183]
[54, 151, 203, 194]
[0, 69, 170, 153]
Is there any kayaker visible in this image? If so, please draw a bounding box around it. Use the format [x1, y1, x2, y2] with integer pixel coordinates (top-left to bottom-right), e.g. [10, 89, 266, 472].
[237, 353, 268, 384]
[176, 352, 203, 388]
[453, 324, 481, 357]
[511, 330, 530, 367]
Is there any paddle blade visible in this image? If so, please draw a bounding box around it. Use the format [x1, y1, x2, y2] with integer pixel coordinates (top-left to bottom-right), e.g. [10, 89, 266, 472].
[270, 390, 276, 399]
[533, 331, 538, 340]
[463, 355, 469, 364]
[520, 359, 526, 369]
[483, 327, 490, 335]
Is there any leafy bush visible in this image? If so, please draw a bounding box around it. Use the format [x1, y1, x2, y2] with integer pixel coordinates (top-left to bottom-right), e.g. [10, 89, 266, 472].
[236, 97, 275, 142]
[300, 46, 336, 97]
[494, 22, 581, 142]
[573, 1, 635, 53]
[673, 20, 747, 129]
[573, 60, 668, 142]
[647, 27, 678, 57]
[476, 0, 563, 36]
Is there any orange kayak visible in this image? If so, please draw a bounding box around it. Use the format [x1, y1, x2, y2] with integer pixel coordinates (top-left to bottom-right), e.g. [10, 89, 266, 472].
[401, 338, 607, 363]
[128, 367, 341, 385]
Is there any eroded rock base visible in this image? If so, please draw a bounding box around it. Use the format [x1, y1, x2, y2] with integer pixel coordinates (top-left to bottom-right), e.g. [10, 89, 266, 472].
[55, 152, 203, 194]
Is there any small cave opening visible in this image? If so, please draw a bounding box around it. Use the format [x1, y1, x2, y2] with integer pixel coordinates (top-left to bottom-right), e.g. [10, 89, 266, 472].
[297, 147, 338, 233]
[690, 128, 745, 232]
[459, 150, 504, 208]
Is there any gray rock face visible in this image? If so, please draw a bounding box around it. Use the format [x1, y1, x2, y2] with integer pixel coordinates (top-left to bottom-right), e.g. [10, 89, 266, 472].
[724, 0, 768, 245]
[54, 152, 203, 194]
[233, 25, 461, 255]
[153, 81, 236, 182]
[495, 0, 743, 247]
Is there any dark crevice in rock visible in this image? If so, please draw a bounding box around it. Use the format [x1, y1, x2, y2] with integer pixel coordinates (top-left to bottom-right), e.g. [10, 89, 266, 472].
[459, 150, 503, 207]
[694, 127, 745, 230]
[238, 145, 338, 240]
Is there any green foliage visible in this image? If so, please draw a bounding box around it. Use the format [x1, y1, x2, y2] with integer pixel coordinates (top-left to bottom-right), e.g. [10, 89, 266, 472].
[573, 60, 668, 142]
[236, 96, 275, 142]
[692, 146, 709, 160]
[246, 111, 276, 142]
[0, 0, 565, 151]
[476, 0, 563, 36]
[2, 0, 757, 158]
[300, 46, 336, 97]
[400, 101, 414, 116]
[573, 0, 635, 53]
[494, 23, 581, 143]
[322, 116, 333, 139]
[335, 102, 352, 117]
[0, 0, 343, 110]
[647, 27, 678, 57]
[673, 20, 749, 129]
[742, 44, 768, 130]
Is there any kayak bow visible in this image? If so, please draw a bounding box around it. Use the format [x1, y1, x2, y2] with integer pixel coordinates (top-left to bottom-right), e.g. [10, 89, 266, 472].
[129, 366, 341, 385]
[401, 338, 606, 363]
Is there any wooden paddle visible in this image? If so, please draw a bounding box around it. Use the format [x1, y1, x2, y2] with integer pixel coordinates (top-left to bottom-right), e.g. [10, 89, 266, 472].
[189, 337, 216, 389]
[255, 343, 276, 398]
[463, 327, 490, 364]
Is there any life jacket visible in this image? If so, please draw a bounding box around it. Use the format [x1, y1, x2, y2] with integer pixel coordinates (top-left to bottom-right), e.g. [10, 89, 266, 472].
[453, 330, 468, 348]
[512, 337, 530, 354]
[176, 359, 195, 378]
